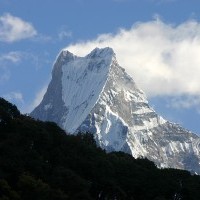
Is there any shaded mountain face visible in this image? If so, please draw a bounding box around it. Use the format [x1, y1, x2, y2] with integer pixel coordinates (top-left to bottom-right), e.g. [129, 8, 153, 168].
[31, 47, 200, 173]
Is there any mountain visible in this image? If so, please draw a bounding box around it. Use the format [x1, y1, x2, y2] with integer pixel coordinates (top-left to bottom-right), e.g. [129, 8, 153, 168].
[2, 97, 200, 200]
[31, 47, 200, 173]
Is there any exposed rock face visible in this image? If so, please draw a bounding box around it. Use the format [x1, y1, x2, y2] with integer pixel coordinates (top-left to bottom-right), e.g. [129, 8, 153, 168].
[31, 47, 200, 173]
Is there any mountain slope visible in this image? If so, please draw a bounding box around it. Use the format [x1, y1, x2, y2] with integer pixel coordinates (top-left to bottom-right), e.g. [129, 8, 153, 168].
[2, 97, 200, 200]
[31, 47, 200, 173]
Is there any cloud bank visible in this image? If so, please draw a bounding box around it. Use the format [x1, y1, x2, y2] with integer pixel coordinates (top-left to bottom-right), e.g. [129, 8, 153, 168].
[0, 51, 22, 63]
[27, 85, 48, 113]
[3, 92, 24, 104]
[65, 19, 200, 99]
[0, 51, 22, 84]
[58, 30, 72, 40]
[0, 13, 37, 42]
[168, 95, 200, 110]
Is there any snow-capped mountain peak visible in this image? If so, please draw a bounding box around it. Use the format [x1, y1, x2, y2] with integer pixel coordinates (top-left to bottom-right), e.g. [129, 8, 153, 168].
[31, 47, 200, 174]
[60, 48, 115, 133]
[86, 47, 115, 58]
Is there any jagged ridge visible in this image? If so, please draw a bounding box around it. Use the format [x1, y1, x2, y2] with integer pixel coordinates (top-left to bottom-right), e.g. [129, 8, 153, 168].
[31, 47, 200, 173]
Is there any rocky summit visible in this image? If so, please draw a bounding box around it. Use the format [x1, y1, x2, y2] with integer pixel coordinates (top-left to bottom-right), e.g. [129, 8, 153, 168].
[31, 47, 200, 173]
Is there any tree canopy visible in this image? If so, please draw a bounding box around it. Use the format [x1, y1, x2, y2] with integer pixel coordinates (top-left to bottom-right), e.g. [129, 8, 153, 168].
[0, 98, 200, 200]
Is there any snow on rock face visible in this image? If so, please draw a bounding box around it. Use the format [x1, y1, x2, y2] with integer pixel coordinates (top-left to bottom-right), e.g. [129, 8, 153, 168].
[31, 47, 200, 174]
[61, 48, 114, 133]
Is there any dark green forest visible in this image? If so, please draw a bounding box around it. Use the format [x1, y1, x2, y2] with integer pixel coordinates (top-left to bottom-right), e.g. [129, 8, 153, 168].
[0, 97, 200, 200]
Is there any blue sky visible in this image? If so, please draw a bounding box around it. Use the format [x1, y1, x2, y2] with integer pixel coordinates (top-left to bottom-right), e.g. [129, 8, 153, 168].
[1, 0, 200, 134]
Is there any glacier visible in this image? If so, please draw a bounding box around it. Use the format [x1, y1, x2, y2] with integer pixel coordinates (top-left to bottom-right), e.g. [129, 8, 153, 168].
[31, 47, 200, 173]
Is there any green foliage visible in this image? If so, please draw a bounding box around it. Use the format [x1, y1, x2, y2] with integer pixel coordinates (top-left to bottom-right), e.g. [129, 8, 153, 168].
[0, 98, 20, 130]
[0, 179, 20, 200]
[0, 98, 200, 199]
[18, 174, 51, 200]
[0, 98, 20, 119]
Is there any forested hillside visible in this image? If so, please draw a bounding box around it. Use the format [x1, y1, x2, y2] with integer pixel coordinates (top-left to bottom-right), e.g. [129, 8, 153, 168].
[0, 97, 200, 200]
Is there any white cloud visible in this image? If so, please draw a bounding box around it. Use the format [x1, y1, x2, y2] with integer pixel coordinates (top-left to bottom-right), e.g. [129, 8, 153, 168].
[0, 51, 34, 83]
[112, 0, 129, 2]
[0, 51, 22, 63]
[32, 86, 47, 108]
[0, 52, 14, 82]
[27, 85, 48, 113]
[149, 0, 177, 4]
[58, 30, 72, 40]
[168, 96, 200, 110]
[0, 51, 50, 69]
[32, 34, 52, 43]
[0, 13, 37, 42]
[65, 19, 200, 98]
[3, 92, 24, 103]
[0, 70, 10, 83]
